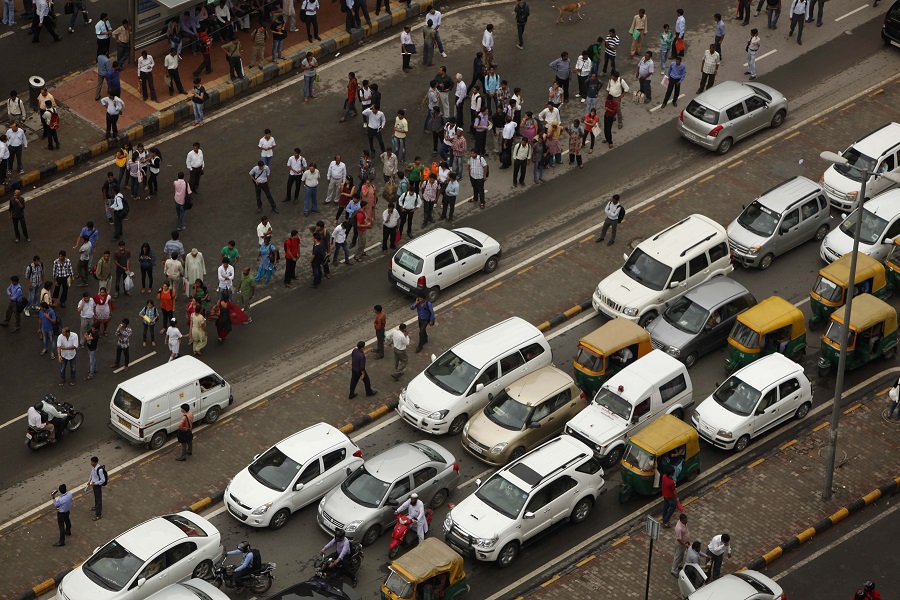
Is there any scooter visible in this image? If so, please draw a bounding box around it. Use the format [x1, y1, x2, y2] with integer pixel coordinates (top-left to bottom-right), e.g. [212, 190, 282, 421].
[314, 543, 363, 586]
[208, 559, 276, 594]
[388, 507, 433, 559]
[26, 401, 84, 451]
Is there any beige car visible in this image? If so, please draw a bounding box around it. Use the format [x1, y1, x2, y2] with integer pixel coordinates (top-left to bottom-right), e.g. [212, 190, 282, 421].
[461, 366, 588, 465]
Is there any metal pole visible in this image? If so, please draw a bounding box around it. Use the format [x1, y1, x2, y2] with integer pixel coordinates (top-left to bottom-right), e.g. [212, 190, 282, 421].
[822, 172, 869, 500]
[645, 537, 653, 600]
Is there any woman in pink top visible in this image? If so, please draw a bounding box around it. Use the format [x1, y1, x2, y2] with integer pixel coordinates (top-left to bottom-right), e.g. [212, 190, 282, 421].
[173, 171, 192, 232]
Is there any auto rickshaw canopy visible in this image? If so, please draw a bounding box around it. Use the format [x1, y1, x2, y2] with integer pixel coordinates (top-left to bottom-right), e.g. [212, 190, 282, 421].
[390, 538, 466, 586]
[579, 319, 651, 357]
[626, 415, 700, 464]
[735, 296, 805, 339]
[828, 293, 898, 334]
[817, 252, 887, 293]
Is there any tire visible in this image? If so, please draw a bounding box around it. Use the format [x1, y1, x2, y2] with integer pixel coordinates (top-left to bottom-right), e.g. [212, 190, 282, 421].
[716, 137, 734, 155]
[618, 485, 632, 504]
[814, 224, 829, 242]
[192, 559, 213, 580]
[734, 434, 751, 452]
[670, 407, 685, 421]
[496, 541, 519, 568]
[388, 545, 400, 559]
[770, 109, 786, 129]
[884, 346, 897, 361]
[758, 253, 775, 271]
[349, 553, 363, 573]
[683, 352, 698, 369]
[570, 497, 594, 524]
[508, 446, 527, 462]
[212, 577, 224, 589]
[603, 445, 623, 468]
[361, 525, 381, 547]
[66, 413, 85, 431]
[638, 311, 658, 328]
[483, 255, 500, 273]
[794, 402, 811, 420]
[447, 413, 467, 436]
[205, 405, 221, 424]
[148, 429, 167, 450]
[269, 508, 290, 530]
[685, 467, 699, 482]
[27, 437, 40, 451]
[250, 575, 273, 594]
[427, 286, 440, 303]
[430, 488, 449, 509]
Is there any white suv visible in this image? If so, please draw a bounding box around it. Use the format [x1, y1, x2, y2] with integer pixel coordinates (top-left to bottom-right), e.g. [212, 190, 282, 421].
[443, 435, 605, 568]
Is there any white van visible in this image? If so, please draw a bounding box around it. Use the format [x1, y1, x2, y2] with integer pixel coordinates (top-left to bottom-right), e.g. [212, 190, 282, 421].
[564, 350, 693, 466]
[821, 122, 900, 211]
[397, 317, 552, 436]
[109, 356, 233, 450]
[592, 214, 733, 327]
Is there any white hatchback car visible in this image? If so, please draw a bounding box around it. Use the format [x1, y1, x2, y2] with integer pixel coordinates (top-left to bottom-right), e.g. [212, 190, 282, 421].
[678, 566, 785, 599]
[225, 422, 363, 530]
[692, 354, 812, 452]
[56, 513, 222, 600]
[820, 189, 900, 263]
[389, 227, 502, 302]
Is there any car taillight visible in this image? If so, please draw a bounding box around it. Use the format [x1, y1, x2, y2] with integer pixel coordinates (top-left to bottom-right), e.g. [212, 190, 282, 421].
[389, 259, 393, 271]
[580, 392, 586, 400]
[679, 110, 684, 122]
[353, 449, 362, 458]
[418, 275, 427, 288]
[709, 125, 723, 138]
[453, 463, 459, 472]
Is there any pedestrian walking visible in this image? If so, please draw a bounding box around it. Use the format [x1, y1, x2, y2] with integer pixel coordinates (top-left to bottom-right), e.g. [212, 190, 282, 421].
[111, 19, 130, 63]
[9, 189, 29, 242]
[111, 318, 131, 370]
[137, 51, 159, 102]
[39, 301, 58, 356]
[549, 51, 572, 103]
[353, 202, 372, 261]
[423, 19, 436, 67]
[32, 0, 60, 43]
[454, 75, 467, 129]
[51, 484, 72, 546]
[249, 161, 277, 213]
[697, 44, 721, 93]
[255, 235, 278, 283]
[87, 457, 107, 521]
[373, 304, 387, 358]
[630, 8, 648, 56]
[481, 23, 495, 67]
[24, 256, 43, 312]
[410, 294, 435, 353]
[237, 266, 255, 320]
[5, 122, 26, 174]
[514, 0, 529, 48]
[173, 172, 191, 231]
[605, 71, 628, 130]
[596, 194, 624, 245]
[468, 149, 488, 209]
[602, 94, 618, 149]
[674, 8, 686, 57]
[52, 251, 73, 307]
[84, 322, 99, 378]
[765, 0, 782, 29]
[57, 326, 78, 385]
[706, 533, 732, 580]
[363, 106, 387, 154]
[420, 171, 440, 224]
[166, 318, 186, 362]
[746, 29, 761, 79]
[163, 230, 185, 261]
[788, 0, 808, 44]
[77, 291, 95, 342]
[349, 341, 377, 398]
[0, 134, 9, 184]
[186, 142, 204, 194]
[325, 156, 347, 204]
[74, 236, 93, 287]
[331, 220, 350, 265]
[660, 56, 686, 108]
[2, 0, 16, 25]
[2, 275, 23, 331]
[512, 137, 532, 186]
[340, 72, 358, 123]
[174, 403, 193, 460]
[382, 203, 399, 252]
[164, 251, 185, 298]
[193, 27, 213, 77]
[393, 110, 409, 161]
[216, 256, 235, 301]
[637, 51, 654, 102]
[660, 467, 679, 526]
[283, 229, 300, 286]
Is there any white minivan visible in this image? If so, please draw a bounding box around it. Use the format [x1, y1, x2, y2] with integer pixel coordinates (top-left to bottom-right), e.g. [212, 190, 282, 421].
[109, 356, 233, 450]
[397, 317, 552, 435]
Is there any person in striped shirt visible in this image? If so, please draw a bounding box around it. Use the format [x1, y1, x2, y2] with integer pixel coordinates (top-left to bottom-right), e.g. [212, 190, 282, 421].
[602, 29, 619, 74]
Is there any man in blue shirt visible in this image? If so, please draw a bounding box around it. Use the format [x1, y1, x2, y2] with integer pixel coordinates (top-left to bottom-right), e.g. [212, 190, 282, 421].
[95, 54, 110, 101]
[52, 484, 73, 547]
[2, 275, 23, 330]
[39, 302, 58, 355]
[483, 67, 501, 114]
[321, 528, 356, 585]
[226, 542, 258, 586]
[661, 56, 686, 108]
[410, 294, 435, 353]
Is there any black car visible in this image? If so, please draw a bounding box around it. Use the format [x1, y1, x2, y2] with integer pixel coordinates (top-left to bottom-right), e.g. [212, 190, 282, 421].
[883, 1, 900, 47]
[269, 580, 362, 600]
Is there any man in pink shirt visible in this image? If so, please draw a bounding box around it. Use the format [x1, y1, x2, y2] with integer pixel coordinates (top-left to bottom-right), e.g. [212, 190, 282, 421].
[671, 513, 690, 576]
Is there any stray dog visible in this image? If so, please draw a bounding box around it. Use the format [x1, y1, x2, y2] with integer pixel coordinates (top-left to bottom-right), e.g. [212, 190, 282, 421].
[556, 1, 586, 23]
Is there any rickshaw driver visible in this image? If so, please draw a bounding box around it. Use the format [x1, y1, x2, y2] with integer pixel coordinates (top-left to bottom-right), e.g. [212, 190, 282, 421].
[611, 346, 633, 367]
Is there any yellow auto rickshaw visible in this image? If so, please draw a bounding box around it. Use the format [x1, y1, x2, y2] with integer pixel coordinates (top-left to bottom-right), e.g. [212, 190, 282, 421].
[885, 239, 900, 289]
[725, 296, 806, 370]
[382, 538, 468, 600]
[817, 293, 898, 377]
[573, 319, 653, 395]
[618, 415, 700, 504]
[809, 252, 890, 327]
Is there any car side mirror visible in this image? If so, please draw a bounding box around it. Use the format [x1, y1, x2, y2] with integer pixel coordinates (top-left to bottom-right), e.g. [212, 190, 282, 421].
[475, 478, 482, 487]
[253, 454, 260, 460]
[669, 281, 681, 289]
[623, 253, 629, 261]
[221, 381, 226, 387]
[387, 499, 399, 507]
[294, 483, 304, 491]
[528, 421, 541, 429]
[431, 353, 437, 362]
[886, 238, 895, 245]
[137, 579, 147, 588]
[523, 511, 535, 520]
[475, 383, 484, 392]
[756, 407, 765, 416]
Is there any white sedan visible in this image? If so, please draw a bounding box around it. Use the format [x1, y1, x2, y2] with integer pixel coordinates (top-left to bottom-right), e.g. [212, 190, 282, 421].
[56, 512, 222, 600]
[145, 580, 229, 600]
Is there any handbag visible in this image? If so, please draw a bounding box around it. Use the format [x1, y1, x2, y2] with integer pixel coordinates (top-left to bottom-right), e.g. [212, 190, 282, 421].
[674, 38, 686, 53]
[661, 75, 670, 88]
[184, 193, 194, 210]
[403, 43, 417, 55]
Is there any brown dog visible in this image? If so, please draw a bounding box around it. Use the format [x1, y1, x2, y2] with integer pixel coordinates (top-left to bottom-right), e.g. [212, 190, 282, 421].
[556, 1, 586, 23]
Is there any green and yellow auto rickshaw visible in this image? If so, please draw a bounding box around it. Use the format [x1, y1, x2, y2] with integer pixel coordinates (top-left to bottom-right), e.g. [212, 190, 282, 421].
[809, 252, 890, 327]
[817, 293, 898, 377]
[884, 239, 900, 289]
[725, 296, 806, 370]
[618, 415, 700, 503]
[382, 538, 468, 600]
[573, 318, 653, 395]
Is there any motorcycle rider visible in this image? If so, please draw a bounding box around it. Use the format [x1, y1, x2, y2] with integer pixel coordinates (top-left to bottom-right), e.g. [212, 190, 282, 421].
[28, 395, 66, 441]
[225, 542, 260, 587]
[320, 527, 357, 586]
[395, 492, 428, 542]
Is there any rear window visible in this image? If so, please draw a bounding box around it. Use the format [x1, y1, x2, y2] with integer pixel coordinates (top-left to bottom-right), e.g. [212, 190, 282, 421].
[163, 514, 208, 537]
[409, 442, 446, 464]
[733, 573, 775, 594]
[660, 374, 688, 402]
[394, 248, 424, 274]
[686, 100, 718, 125]
[113, 388, 141, 419]
[508, 463, 542, 487]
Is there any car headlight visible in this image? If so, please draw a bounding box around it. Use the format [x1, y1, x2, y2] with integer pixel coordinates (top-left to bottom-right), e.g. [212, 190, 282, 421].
[318, 496, 327, 511]
[691, 414, 699, 426]
[490, 442, 508, 455]
[428, 409, 450, 420]
[474, 535, 499, 549]
[666, 346, 681, 357]
[251, 503, 272, 516]
[345, 520, 364, 533]
[748, 245, 760, 256]
[443, 513, 453, 531]
[399, 388, 408, 403]
[624, 307, 639, 317]
[462, 421, 470, 436]
[846, 190, 858, 199]
[596, 284, 603, 296]
[717, 429, 733, 439]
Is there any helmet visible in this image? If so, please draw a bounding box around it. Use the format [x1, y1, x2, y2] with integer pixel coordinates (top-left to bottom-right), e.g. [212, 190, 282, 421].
[33, 401, 44, 411]
[44, 394, 57, 404]
[237, 541, 250, 552]
[855, 591, 866, 599]
[334, 528, 346, 540]
[864, 582, 876, 592]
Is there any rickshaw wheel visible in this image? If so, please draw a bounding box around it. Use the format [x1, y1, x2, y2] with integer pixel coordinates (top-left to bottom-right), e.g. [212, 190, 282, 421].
[618, 485, 632, 504]
[817, 366, 830, 378]
[883, 346, 897, 361]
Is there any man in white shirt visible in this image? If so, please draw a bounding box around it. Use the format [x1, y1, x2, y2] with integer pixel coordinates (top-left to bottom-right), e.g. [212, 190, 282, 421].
[258, 129, 276, 168]
[164, 48, 187, 95]
[481, 23, 495, 67]
[538, 102, 560, 130]
[100, 92, 124, 139]
[28, 403, 56, 440]
[285, 148, 307, 203]
[217, 256, 235, 300]
[362, 106, 387, 154]
[746, 29, 761, 80]
[109, 191, 125, 240]
[325, 155, 346, 204]
[428, 6, 446, 57]
[77, 292, 96, 344]
[706, 533, 732, 580]
[137, 51, 159, 102]
[0, 136, 9, 182]
[32, 0, 61, 43]
[636, 51, 654, 102]
[164, 253, 185, 297]
[697, 44, 720, 94]
[249, 161, 277, 213]
[57, 326, 79, 385]
[400, 25, 414, 72]
[256, 216, 273, 246]
[186, 142, 204, 193]
[454, 75, 467, 128]
[5, 122, 27, 174]
[388, 323, 410, 380]
[382, 203, 400, 252]
[788, 0, 808, 44]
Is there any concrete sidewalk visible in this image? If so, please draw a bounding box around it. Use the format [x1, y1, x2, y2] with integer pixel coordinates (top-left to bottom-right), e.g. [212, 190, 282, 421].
[517, 384, 900, 600]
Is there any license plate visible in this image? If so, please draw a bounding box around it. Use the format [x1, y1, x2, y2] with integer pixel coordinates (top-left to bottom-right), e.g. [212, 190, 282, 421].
[396, 282, 411, 292]
[118, 417, 132, 429]
[684, 132, 701, 143]
[468, 441, 483, 454]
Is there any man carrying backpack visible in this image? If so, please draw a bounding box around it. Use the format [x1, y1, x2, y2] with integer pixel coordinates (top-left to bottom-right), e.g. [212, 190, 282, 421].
[42, 100, 60, 150]
[595, 193, 625, 246]
[88, 456, 107, 521]
[226, 542, 261, 587]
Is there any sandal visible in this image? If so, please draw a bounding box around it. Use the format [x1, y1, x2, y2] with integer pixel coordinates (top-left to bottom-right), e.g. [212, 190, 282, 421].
[480, 203, 485, 209]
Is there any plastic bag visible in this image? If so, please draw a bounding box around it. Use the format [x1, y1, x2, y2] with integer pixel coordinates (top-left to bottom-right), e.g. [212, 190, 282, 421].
[123, 273, 134, 292]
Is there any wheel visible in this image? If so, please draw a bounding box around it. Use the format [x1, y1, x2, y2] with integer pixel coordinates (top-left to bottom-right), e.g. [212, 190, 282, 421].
[683, 352, 698, 369]
[426, 286, 440, 303]
[758, 253, 775, 271]
[430, 488, 449, 509]
[447, 413, 467, 436]
[388, 545, 400, 559]
[569, 497, 594, 524]
[794, 402, 810, 420]
[205, 405, 221, 424]
[250, 575, 273, 594]
[716, 137, 734, 155]
[818, 366, 830, 378]
[770, 109, 786, 128]
[814, 224, 829, 242]
[212, 577, 223, 589]
[27, 437, 40, 451]
[483, 255, 500, 273]
[349, 553, 363, 573]
[496, 541, 519, 568]
[361, 525, 381, 546]
[148, 430, 167, 450]
[192, 559, 213, 580]
[67, 412, 85, 431]
[603, 445, 623, 468]
[685, 467, 699, 482]
[734, 435, 751, 452]
[618, 485, 633, 504]
[670, 407, 685, 421]
[508, 446, 527, 462]
[638, 311, 658, 328]
[269, 508, 290, 530]
[883, 346, 897, 361]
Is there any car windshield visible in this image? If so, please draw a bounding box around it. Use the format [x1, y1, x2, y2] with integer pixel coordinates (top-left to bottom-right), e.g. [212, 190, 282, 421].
[341, 465, 390, 508]
[813, 275, 844, 303]
[663, 296, 710, 334]
[453, 229, 483, 247]
[713, 376, 761, 417]
[393, 248, 424, 274]
[384, 570, 415, 598]
[248, 446, 302, 492]
[622, 248, 671, 291]
[685, 100, 719, 125]
[83, 540, 144, 591]
[623, 443, 655, 472]
[485, 390, 532, 430]
[574, 345, 604, 372]
[475, 475, 529, 519]
[834, 147, 877, 182]
[593, 387, 632, 421]
[729, 321, 759, 349]
[745, 84, 772, 101]
[425, 350, 479, 395]
[839, 209, 888, 245]
[738, 201, 780, 237]
[825, 320, 856, 348]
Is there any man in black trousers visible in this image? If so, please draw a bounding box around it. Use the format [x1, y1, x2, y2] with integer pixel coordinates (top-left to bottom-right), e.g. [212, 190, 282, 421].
[349, 341, 378, 399]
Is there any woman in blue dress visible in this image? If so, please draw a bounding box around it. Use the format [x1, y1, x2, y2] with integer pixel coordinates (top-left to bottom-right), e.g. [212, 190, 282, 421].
[255, 235, 278, 283]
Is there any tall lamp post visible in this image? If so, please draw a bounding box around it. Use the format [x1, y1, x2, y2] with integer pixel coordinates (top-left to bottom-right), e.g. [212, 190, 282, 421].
[819, 151, 900, 500]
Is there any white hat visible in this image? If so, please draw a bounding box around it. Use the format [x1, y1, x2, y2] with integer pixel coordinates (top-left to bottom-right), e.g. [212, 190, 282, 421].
[410, 493, 419, 499]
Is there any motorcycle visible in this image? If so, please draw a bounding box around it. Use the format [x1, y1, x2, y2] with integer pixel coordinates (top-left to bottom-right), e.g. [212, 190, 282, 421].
[388, 507, 433, 559]
[208, 559, 276, 594]
[314, 542, 364, 584]
[26, 401, 84, 451]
